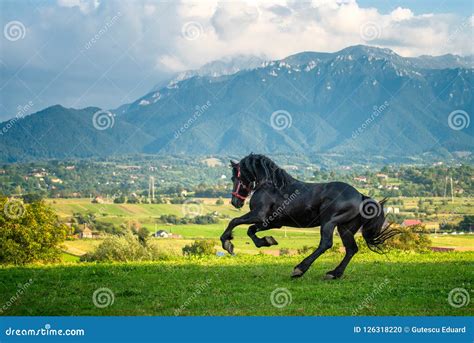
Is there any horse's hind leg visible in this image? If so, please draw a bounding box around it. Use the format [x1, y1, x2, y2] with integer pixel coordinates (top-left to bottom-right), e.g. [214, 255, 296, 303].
[247, 225, 278, 248]
[292, 221, 336, 278]
[325, 225, 359, 279]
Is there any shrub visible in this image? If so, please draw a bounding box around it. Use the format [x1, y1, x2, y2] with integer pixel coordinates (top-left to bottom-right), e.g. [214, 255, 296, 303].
[279, 248, 290, 256]
[81, 233, 161, 262]
[192, 214, 219, 225]
[355, 224, 431, 253]
[182, 240, 216, 256]
[297, 245, 313, 255]
[384, 225, 431, 252]
[0, 197, 67, 264]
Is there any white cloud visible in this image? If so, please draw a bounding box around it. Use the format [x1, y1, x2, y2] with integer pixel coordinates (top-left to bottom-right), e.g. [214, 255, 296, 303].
[1, 0, 472, 120]
[57, 0, 100, 14]
[390, 7, 414, 22]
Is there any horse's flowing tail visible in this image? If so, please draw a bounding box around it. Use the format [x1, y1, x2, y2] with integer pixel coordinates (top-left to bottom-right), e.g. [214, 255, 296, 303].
[360, 196, 399, 253]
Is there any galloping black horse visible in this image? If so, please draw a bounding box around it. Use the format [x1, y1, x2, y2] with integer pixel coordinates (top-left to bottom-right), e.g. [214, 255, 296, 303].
[220, 154, 398, 279]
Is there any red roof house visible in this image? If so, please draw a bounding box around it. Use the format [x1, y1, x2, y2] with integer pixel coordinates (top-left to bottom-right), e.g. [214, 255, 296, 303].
[402, 219, 422, 227]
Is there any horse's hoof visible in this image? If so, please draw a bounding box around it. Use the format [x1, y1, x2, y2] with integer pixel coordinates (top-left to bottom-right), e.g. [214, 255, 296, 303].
[265, 236, 278, 246]
[324, 272, 342, 280]
[291, 267, 304, 278]
[223, 240, 234, 255]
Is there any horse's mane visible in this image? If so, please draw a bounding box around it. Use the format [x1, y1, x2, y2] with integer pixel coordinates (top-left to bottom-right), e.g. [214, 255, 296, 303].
[239, 154, 295, 189]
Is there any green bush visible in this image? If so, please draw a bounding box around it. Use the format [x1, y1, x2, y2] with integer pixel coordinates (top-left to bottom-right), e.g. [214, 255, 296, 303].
[81, 233, 161, 262]
[182, 240, 216, 257]
[0, 197, 67, 265]
[384, 225, 431, 252]
[355, 224, 431, 253]
[279, 248, 290, 256]
[297, 245, 313, 255]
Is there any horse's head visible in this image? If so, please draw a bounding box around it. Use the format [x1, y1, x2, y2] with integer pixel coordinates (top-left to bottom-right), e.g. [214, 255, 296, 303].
[230, 159, 252, 209]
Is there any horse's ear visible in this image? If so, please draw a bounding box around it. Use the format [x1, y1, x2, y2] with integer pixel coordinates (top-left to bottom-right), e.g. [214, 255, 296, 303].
[230, 159, 238, 167]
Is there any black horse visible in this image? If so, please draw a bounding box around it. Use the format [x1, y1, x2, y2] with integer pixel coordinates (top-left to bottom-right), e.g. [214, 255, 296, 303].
[220, 154, 398, 279]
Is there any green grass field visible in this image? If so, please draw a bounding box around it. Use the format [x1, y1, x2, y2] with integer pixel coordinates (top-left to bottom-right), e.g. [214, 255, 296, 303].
[1, 197, 470, 317]
[0, 252, 472, 316]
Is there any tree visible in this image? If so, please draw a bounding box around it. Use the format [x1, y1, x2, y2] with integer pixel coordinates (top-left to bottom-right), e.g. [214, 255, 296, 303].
[0, 197, 67, 264]
[457, 215, 474, 232]
[135, 227, 150, 247]
[215, 197, 224, 205]
[113, 195, 126, 204]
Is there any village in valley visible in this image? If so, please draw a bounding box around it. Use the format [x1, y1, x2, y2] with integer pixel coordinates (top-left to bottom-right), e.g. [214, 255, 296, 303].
[2, 156, 471, 258]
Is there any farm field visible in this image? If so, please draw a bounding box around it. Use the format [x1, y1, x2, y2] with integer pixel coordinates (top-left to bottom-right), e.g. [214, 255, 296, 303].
[47, 197, 474, 258]
[0, 252, 472, 316]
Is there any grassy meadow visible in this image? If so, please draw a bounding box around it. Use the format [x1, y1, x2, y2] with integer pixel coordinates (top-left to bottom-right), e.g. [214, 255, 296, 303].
[0, 197, 472, 316]
[0, 252, 472, 316]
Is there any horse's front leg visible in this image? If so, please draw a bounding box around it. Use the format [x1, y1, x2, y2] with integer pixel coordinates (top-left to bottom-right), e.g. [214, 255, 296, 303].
[220, 212, 260, 254]
[247, 225, 278, 248]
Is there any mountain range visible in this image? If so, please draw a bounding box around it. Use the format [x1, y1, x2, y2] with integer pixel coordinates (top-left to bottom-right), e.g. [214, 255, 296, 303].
[0, 45, 472, 162]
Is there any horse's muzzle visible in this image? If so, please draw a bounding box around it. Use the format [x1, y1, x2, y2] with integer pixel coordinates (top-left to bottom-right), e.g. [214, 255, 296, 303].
[231, 197, 244, 209]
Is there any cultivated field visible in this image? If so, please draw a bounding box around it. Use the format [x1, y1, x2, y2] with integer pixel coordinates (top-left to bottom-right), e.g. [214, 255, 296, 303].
[45, 197, 474, 258]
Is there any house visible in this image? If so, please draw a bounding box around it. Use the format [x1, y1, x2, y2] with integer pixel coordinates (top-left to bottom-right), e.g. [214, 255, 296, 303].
[91, 196, 105, 204]
[354, 176, 367, 183]
[153, 230, 170, 238]
[153, 230, 182, 239]
[81, 227, 93, 239]
[376, 173, 389, 180]
[386, 207, 400, 214]
[402, 219, 422, 227]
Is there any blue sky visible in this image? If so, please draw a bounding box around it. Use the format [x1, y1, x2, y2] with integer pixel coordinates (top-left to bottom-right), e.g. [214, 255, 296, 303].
[357, 0, 472, 16]
[0, 0, 472, 121]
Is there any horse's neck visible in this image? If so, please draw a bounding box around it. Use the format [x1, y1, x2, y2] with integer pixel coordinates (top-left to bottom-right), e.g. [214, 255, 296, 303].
[255, 167, 296, 187]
